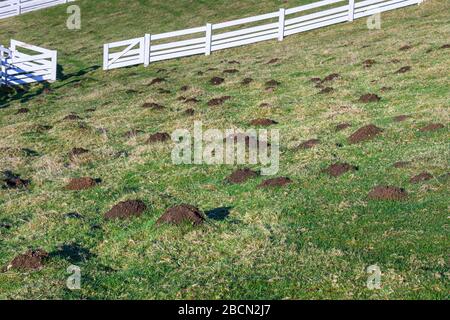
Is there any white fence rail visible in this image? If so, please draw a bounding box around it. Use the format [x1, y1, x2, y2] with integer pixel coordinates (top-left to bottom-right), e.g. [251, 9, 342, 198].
[0, 0, 74, 19]
[0, 39, 57, 86]
[103, 0, 421, 70]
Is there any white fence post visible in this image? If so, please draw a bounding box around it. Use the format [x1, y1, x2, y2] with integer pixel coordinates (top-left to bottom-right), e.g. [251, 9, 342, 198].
[205, 23, 212, 56]
[278, 8, 286, 41]
[16, 0, 21, 16]
[103, 43, 109, 70]
[348, 0, 355, 22]
[144, 34, 151, 67]
[50, 50, 57, 82]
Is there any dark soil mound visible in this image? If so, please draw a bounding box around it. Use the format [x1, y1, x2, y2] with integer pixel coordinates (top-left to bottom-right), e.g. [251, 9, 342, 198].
[124, 129, 144, 138]
[267, 58, 279, 64]
[359, 93, 381, 103]
[64, 114, 82, 121]
[16, 108, 30, 114]
[226, 168, 258, 184]
[156, 204, 205, 226]
[399, 45, 412, 51]
[323, 163, 358, 177]
[298, 139, 320, 149]
[440, 44, 450, 49]
[1, 171, 30, 189]
[393, 115, 410, 122]
[319, 87, 333, 94]
[147, 132, 171, 143]
[348, 124, 383, 143]
[410, 172, 433, 183]
[104, 200, 147, 220]
[310, 77, 322, 84]
[395, 66, 411, 74]
[149, 78, 166, 86]
[68, 147, 89, 160]
[393, 161, 410, 168]
[368, 186, 408, 201]
[249, 118, 278, 126]
[335, 123, 351, 131]
[362, 59, 376, 67]
[142, 102, 165, 110]
[265, 80, 281, 87]
[208, 96, 231, 106]
[210, 77, 224, 85]
[64, 177, 98, 191]
[8, 249, 48, 271]
[184, 108, 195, 116]
[258, 177, 292, 188]
[419, 123, 444, 132]
[322, 73, 340, 82]
[223, 69, 239, 74]
[242, 78, 253, 85]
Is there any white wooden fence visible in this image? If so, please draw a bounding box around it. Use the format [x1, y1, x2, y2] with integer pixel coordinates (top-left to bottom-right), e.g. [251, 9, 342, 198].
[0, 0, 74, 19]
[103, 0, 422, 70]
[0, 39, 57, 85]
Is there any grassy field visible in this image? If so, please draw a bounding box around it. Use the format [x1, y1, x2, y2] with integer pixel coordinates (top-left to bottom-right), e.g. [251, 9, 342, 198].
[0, 0, 448, 299]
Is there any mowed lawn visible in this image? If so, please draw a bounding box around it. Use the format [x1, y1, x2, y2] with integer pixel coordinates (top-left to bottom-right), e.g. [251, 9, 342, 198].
[0, 0, 448, 299]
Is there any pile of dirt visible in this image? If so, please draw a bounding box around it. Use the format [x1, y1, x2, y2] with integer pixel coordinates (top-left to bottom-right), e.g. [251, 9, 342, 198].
[242, 78, 253, 85]
[393, 161, 410, 168]
[298, 139, 320, 149]
[419, 123, 444, 132]
[368, 186, 408, 201]
[249, 118, 278, 126]
[104, 200, 147, 220]
[319, 87, 334, 94]
[258, 177, 292, 188]
[223, 69, 239, 74]
[208, 96, 231, 106]
[267, 58, 279, 64]
[362, 59, 376, 67]
[335, 123, 351, 131]
[322, 73, 340, 82]
[410, 172, 433, 183]
[16, 108, 30, 114]
[64, 114, 82, 121]
[142, 102, 165, 110]
[64, 177, 98, 191]
[123, 129, 144, 138]
[399, 45, 412, 51]
[156, 204, 205, 226]
[393, 115, 410, 122]
[210, 77, 224, 85]
[323, 163, 358, 177]
[359, 93, 381, 103]
[1, 171, 30, 189]
[395, 66, 411, 74]
[149, 78, 166, 86]
[310, 77, 322, 84]
[348, 124, 383, 143]
[68, 147, 89, 160]
[226, 168, 258, 184]
[147, 132, 171, 143]
[7, 249, 48, 271]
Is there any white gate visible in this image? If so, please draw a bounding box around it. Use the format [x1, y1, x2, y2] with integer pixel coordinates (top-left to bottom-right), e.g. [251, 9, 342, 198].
[0, 39, 57, 86]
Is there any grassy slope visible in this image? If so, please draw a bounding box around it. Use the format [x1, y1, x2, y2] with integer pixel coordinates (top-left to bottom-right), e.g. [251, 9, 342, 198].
[0, 0, 449, 299]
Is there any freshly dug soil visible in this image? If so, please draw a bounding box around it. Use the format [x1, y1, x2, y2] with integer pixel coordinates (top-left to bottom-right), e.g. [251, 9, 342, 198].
[322, 73, 340, 82]
[359, 93, 381, 103]
[147, 132, 171, 143]
[210, 77, 224, 85]
[368, 186, 408, 200]
[149, 78, 166, 86]
[335, 123, 351, 131]
[68, 147, 89, 160]
[395, 66, 411, 74]
[64, 177, 98, 191]
[64, 114, 82, 121]
[104, 200, 147, 220]
[242, 78, 253, 85]
[1, 171, 30, 189]
[298, 139, 320, 149]
[142, 102, 165, 110]
[208, 96, 231, 106]
[249, 118, 278, 126]
[226, 168, 258, 184]
[156, 204, 205, 226]
[419, 123, 444, 132]
[8, 249, 48, 271]
[393, 115, 410, 122]
[310, 77, 322, 84]
[348, 124, 383, 143]
[362, 59, 376, 67]
[323, 163, 358, 177]
[16, 108, 30, 114]
[393, 161, 410, 168]
[258, 177, 292, 188]
[410, 172, 433, 183]
[123, 129, 144, 138]
[319, 87, 333, 94]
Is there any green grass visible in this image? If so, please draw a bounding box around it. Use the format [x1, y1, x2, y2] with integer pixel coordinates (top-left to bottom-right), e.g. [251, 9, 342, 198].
[0, 0, 449, 299]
